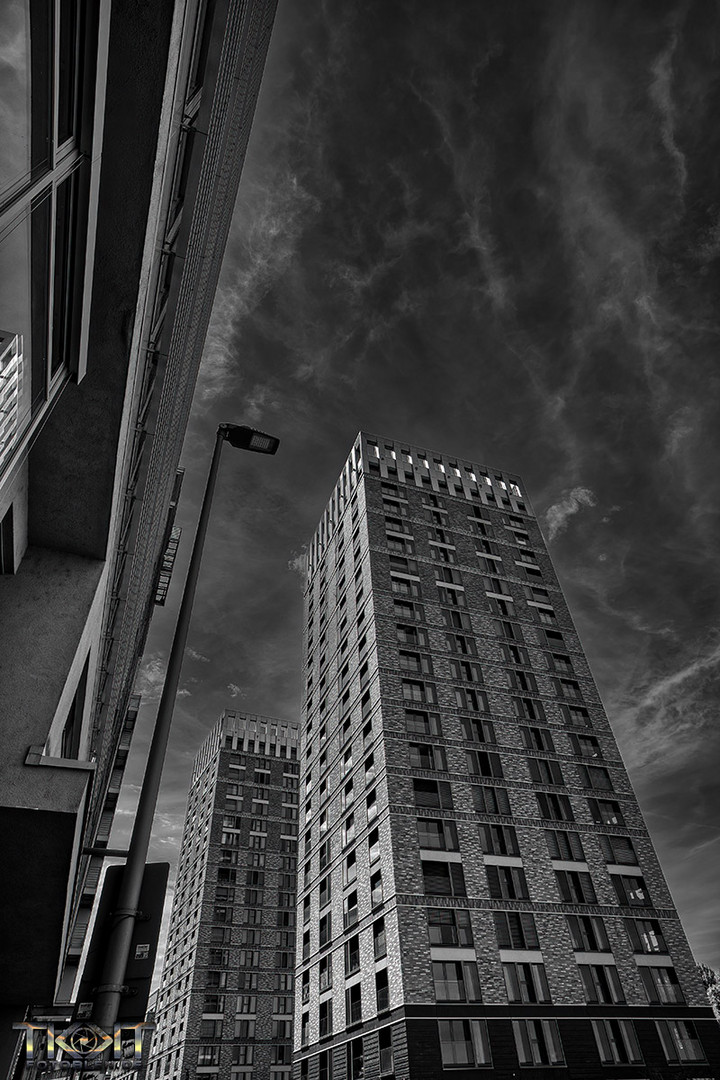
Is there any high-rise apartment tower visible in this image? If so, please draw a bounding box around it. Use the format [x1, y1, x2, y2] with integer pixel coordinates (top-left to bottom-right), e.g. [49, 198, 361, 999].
[295, 432, 720, 1079]
[148, 712, 299, 1080]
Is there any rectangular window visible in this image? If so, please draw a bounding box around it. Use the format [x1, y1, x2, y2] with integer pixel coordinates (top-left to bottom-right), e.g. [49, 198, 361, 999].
[197, 1046, 220, 1066]
[409, 742, 447, 770]
[413, 778, 453, 810]
[521, 726, 554, 752]
[571, 732, 602, 758]
[536, 792, 574, 821]
[393, 599, 424, 622]
[512, 1020, 564, 1066]
[578, 964, 625, 1003]
[319, 1049, 333, 1080]
[373, 917, 387, 960]
[494, 911, 538, 950]
[319, 953, 333, 993]
[588, 798, 625, 826]
[379, 1029, 393, 1075]
[625, 918, 666, 954]
[432, 960, 482, 1001]
[418, 818, 459, 851]
[612, 874, 650, 907]
[422, 860, 466, 897]
[319, 998, 333, 1038]
[319, 911, 332, 947]
[655, 1020, 705, 1063]
[555, 870, 597, 903]
[199, 1019, 223, 1039]
[405, 709, 441, 736]
[486, 865, 529, 900]
[438, 1020, 491, 1068]
[397, 623, 428, 647]
[473, 785, 511, 815]
[512, 696, 545, 721]
[370, 870, 383, 907]
[506, 668, 537, 693]
[467, 750, 503, 778]
[449, 658, 483, 683]
[479, 823, 519, 856]
[503, 962, 551, 1003]
[545, 829, 585, 861]
[560, 703, 590, 726]
[460, 716, 494, 742]
[566, 915, 609, 952]
[347, 1037, 364, 1079]
[345, 983, 362, 1025]
[527, 757, 564, 785]
[447, 631, 476, 654]
[443, 608, 472, 630]
[638, 966, 685, 1004]
[344, 890, 358, 928]
[599, 833, 637, 865]
[591, 1020, 643, 1065]
[342, 813, 355, 847]
[578, 763, 613, 790]
[345, 933, 360, 975]
[402, 679, 436, 703]
[455, 686, 489, 712]
[399, 649, 432, 674]
[428, 907, 473, 947]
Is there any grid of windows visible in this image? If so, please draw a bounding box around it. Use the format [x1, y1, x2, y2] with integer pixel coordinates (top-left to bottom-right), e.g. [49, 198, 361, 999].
[149, 715, 297, 1080]
[297, 437, 716, 1079]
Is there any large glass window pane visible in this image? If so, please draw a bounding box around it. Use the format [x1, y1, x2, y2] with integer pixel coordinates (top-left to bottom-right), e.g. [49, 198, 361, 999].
[51, 170, 76, 374]
[438, 1020, 473, 1066]
[0, 196, 49, 478]
[57, 0, 79, 144]
[0, 0, 51, 201]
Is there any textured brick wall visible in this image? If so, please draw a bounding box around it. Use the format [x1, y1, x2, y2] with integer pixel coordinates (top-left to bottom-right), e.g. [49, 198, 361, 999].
[296, 436, 720, 1078]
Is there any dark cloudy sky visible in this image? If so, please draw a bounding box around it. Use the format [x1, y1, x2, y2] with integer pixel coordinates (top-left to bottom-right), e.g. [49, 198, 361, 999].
[113, 0, 720, 975]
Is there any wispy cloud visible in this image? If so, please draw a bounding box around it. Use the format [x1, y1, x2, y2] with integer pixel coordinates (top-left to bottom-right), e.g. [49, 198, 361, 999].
[287, 550, 307, 578]
[186, 647, 210, 663]
[649, 3, 690, 200]
[545, 486, 596, 540]
[135, 653, 167, 704]
[614, 638, 720, 774]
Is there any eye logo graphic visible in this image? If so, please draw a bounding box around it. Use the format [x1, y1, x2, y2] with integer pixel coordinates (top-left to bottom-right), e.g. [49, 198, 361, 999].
[54, 1025, 113, 1059]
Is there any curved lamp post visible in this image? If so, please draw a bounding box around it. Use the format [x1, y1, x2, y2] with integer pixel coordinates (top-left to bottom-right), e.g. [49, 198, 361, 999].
[92, 424, 279, 1031]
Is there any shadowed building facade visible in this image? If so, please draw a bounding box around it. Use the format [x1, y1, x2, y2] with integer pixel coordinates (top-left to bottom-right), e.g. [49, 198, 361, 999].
[147, 712, 299, 1080]
[0, 0, 277, 1066]
[294, 432, 720, 1079]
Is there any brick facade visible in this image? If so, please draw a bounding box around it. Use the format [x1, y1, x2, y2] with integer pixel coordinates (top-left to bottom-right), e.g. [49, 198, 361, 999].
[147, 712, 298, 1080]
[294, 432, 719, 1080]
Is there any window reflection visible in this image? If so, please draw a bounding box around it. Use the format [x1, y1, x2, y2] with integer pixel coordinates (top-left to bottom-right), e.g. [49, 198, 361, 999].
[0, 215, 32, 462]
[0, 0, 51, 204]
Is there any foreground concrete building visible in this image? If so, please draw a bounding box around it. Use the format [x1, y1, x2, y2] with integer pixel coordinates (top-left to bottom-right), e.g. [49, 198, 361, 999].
[147, 712, 299, 1080]
[295, 432, 720, 1079]
[0, 0, 277, 1066]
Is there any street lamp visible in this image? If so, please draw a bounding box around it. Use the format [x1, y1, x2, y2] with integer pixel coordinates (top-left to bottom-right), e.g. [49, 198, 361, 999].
[91, 424, 279, 1031]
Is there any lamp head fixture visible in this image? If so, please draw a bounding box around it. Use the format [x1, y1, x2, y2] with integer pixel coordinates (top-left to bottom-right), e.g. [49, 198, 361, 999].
[219, 424, 280, 455]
